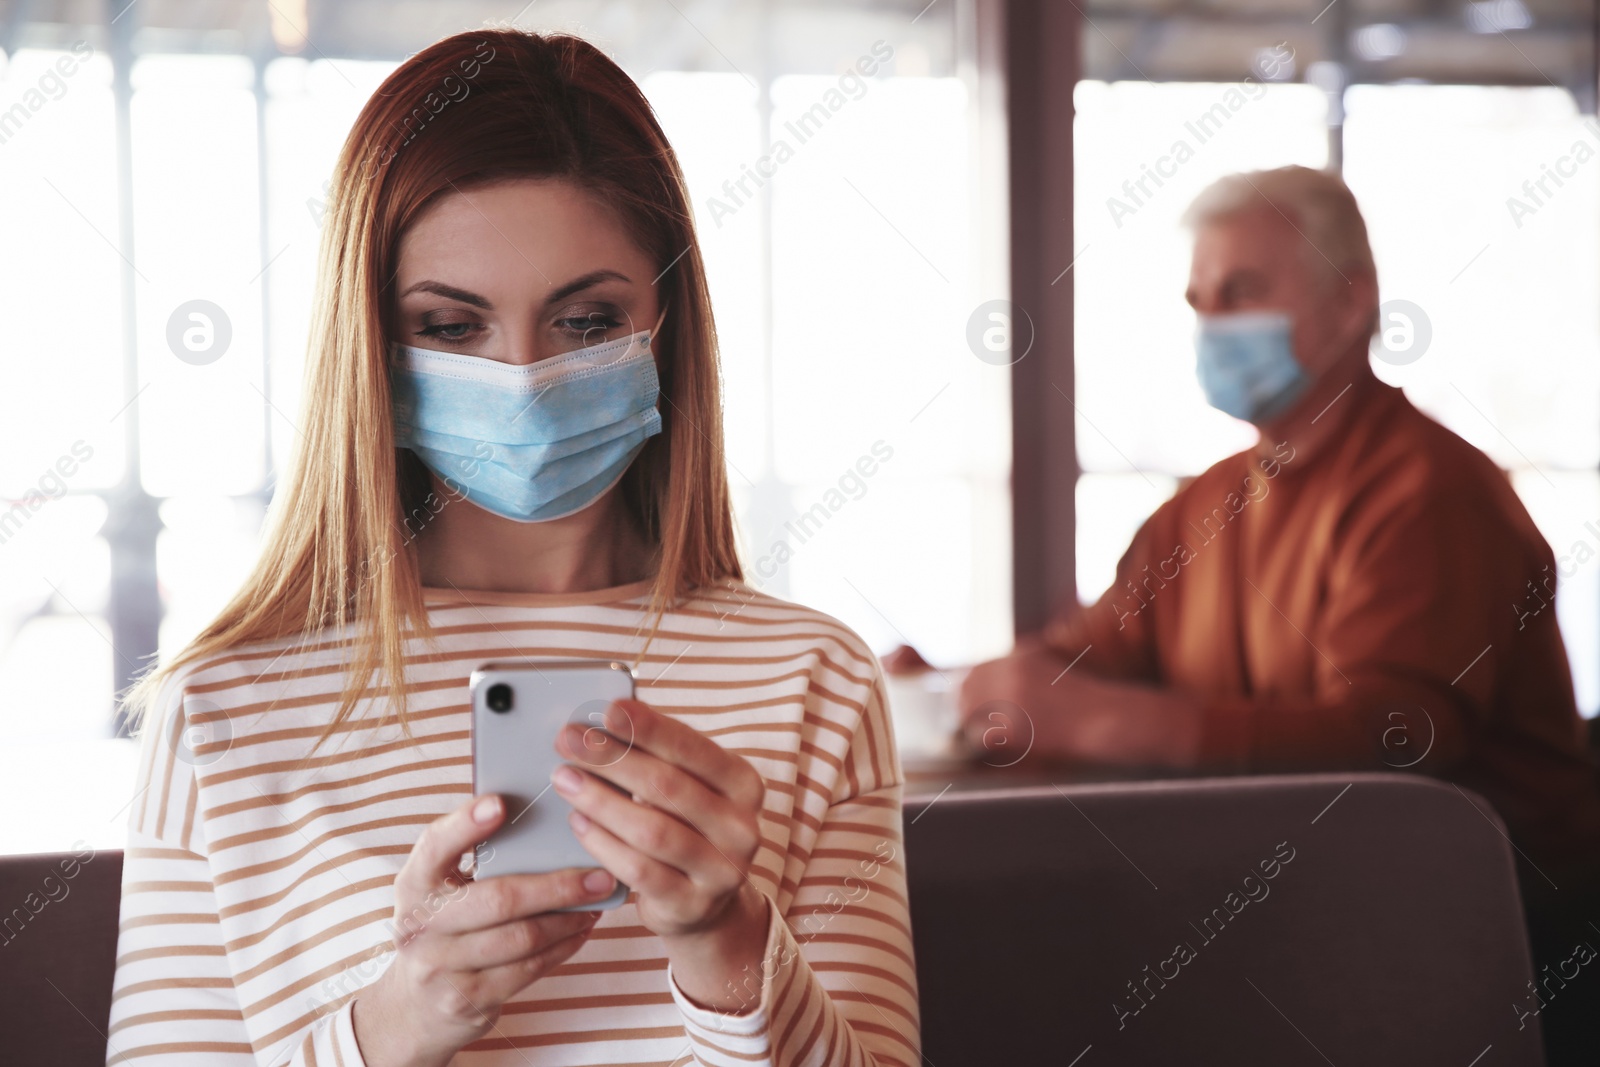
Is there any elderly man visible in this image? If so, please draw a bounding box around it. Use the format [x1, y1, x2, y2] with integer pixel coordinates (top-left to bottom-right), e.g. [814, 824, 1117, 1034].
[893, 164, 1600, 1057]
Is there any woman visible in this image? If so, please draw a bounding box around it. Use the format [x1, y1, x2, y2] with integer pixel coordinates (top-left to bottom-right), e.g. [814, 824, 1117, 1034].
[106, 28, 918, 1067]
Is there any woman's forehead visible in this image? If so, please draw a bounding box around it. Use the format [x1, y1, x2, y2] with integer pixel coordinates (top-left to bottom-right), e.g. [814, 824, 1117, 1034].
[396, 178, 650, 290]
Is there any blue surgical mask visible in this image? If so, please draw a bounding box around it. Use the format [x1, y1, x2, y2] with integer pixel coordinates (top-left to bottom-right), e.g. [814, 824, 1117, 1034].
[1194, 310, 1311, 424]
[389, 304, 668, 523]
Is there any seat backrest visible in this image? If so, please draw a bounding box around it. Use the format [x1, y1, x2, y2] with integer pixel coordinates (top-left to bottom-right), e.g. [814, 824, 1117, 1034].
[0, 774, 1546, 1066]
[0, 847, 124, 1066]
[904, 772, 1544, 1066]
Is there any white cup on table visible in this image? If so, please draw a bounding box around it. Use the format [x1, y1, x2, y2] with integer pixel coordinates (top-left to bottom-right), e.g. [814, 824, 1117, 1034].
[883, 666, 969, 760]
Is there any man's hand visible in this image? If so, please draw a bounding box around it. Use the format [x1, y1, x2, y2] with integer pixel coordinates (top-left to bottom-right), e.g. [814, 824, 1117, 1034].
[881, 644, 933, 675]
[956, 635, 1204, 770]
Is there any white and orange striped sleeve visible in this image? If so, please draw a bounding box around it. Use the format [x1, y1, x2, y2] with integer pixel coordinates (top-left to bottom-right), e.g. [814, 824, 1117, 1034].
[665, 662, 922, 1067]
[106, 672, 370, 1067]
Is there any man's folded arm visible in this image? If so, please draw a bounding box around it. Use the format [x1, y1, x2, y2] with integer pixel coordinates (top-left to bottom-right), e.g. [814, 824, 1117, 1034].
[1040, 503, 1171, 682]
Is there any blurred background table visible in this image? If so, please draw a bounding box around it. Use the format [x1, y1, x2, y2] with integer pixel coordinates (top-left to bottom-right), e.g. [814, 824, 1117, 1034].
[886, 669, 1214, 799]
[901, 747, 1205, 800]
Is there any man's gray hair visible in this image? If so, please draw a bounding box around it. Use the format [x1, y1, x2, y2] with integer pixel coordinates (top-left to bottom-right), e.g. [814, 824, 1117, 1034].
[1181, 165, 1377, 288]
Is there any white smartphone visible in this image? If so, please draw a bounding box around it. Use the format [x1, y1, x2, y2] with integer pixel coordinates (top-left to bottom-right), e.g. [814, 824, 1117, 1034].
[469, 658, 634, 910]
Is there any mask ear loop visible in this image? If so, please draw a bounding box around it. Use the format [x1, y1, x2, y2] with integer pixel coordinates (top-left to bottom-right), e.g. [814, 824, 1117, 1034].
[649, 300, 670, 345]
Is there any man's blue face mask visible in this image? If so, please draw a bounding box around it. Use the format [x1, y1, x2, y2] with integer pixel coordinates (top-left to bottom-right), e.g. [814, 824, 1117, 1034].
[1194, 310, 1312, 424]
[388, 304, 668, 523]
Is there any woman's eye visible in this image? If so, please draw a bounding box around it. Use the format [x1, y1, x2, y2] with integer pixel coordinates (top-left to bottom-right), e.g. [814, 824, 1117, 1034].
[416, 322, 479, 344]
[558, 313, 622, 340]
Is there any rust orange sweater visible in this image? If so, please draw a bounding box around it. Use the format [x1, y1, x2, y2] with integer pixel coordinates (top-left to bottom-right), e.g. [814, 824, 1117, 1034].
[1045, 367, 1600, 871]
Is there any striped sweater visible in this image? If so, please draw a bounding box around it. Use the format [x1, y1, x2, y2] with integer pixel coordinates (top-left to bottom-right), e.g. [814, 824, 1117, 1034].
[106, 578, 920, 1066]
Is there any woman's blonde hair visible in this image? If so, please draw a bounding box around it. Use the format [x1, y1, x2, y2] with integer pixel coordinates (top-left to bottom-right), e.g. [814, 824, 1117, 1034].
[119, 28, 743, 756]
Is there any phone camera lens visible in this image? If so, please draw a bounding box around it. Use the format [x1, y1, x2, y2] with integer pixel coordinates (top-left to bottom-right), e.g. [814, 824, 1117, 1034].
[486, 683, 513, 713]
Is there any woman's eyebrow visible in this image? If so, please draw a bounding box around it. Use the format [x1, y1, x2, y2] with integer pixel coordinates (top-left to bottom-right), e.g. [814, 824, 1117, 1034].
[399, 269, 633, 310]
[545, 268, 633, 304]
[400, 280, 492, 308]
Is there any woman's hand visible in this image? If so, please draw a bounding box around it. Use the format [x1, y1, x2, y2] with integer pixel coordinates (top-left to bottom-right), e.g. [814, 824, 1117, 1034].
[552, 698, 773, 1011]
[353, 794, 623, 1067]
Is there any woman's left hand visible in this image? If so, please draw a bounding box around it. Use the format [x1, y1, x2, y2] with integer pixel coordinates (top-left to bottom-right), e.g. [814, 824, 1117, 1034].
[550, 698, 768, 941]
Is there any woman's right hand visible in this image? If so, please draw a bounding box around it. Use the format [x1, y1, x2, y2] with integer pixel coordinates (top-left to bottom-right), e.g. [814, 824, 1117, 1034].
[352, 793, 622, 1067]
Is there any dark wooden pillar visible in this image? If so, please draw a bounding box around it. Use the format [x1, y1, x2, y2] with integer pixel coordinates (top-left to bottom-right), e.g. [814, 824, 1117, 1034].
[1004, 0, 1080, 634]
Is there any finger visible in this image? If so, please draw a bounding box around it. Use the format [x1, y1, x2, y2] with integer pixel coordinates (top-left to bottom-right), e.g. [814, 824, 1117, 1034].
[555, 730, 757, 859]
[613, 699, 765, 810]
[429, 866, 620, 936]
[954, 667, 987, 717]
[960, 717, 986, 751]
[426, 921, 598, 1024]
[963, 703, 1026, 758]
[957, 692, 998, 741]
[400, 794, 506, 898]
[558, 766, 731, 881]
[471, 923, 598, 1005]
[567, 804, 700, 901]
[956, 663, 1015, 722]
[955, 686, 991, 726]
[572, 699, 763, 809]
[443, 910, 601, 972]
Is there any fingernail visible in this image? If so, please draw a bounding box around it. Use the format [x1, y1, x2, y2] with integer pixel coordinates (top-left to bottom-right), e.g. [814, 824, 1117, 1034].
[473, 796, 501, 824]
[584, 869, 615, 895]
[605, 701, 628, 732]
[569, 810, 591, 834]
[552, 765, 582, 794]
